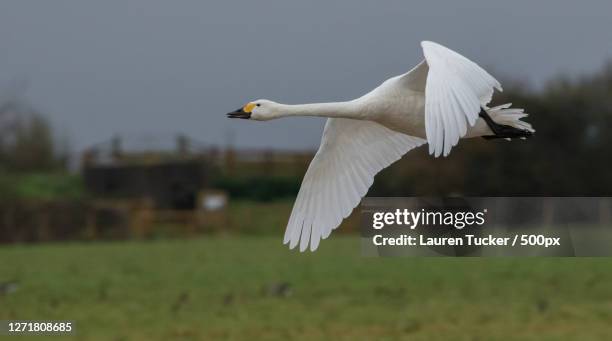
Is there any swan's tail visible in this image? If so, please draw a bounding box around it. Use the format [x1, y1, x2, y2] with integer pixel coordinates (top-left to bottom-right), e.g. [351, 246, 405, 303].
[486, 103, 535, 139]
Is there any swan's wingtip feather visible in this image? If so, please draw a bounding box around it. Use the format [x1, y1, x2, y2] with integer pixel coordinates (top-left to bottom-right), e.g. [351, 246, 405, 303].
[289, 237, 299, 250]
[283, 229, 291, 244]
[310, 241, 320, 252]
[421, 40, 439, 48]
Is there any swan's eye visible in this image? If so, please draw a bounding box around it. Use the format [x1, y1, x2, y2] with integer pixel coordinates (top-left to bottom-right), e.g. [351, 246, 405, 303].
[256, 103, 261, 107]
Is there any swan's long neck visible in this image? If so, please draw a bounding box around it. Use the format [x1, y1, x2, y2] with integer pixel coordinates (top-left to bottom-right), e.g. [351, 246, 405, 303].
[277, 101, 362, 119]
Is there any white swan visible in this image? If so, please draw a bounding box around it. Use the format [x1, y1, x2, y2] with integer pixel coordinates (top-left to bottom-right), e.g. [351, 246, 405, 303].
[228, 41, 534, 251]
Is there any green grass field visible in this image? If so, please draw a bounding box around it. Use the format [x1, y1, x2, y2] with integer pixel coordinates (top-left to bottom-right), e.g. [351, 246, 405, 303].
[1, 237, 612, 340]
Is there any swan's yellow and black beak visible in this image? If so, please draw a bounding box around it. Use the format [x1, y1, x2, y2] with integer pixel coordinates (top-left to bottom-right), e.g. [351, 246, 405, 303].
[227, 108, 250, 119]
[227, 102, 255, 119]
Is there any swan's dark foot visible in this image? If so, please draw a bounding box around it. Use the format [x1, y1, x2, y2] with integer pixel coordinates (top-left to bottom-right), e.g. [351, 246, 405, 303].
[479, 108, 533, 140]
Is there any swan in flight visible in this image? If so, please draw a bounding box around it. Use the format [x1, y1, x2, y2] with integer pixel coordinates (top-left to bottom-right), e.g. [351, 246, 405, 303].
[227, 41, 534, 251]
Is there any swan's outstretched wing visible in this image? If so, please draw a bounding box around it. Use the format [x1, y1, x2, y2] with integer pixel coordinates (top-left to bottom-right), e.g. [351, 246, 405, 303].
[400, 41, 502, 157]
[284, 118, 426, 251]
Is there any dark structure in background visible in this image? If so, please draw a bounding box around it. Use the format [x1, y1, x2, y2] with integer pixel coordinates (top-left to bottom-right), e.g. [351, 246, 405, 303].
[84, 162, 207, 210]
[82, 135, 210, 210]
[47, 134, 229, 244]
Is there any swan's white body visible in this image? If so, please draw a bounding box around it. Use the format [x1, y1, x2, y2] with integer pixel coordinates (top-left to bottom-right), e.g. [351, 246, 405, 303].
[229, 41, 534, 251]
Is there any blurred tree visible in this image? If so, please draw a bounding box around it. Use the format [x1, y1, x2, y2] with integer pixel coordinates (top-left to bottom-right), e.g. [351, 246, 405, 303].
[0, 94, 67, 172]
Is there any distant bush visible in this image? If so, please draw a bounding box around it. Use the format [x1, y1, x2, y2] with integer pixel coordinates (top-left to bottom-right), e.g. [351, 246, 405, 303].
[0, 172, 85, 201]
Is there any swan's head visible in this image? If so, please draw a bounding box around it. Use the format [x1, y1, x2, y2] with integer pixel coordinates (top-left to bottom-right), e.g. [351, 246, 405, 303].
[227, 99, 280, 121]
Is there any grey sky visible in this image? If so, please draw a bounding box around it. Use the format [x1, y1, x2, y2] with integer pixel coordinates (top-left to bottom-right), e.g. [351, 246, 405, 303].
[1, 0, 611, 152]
